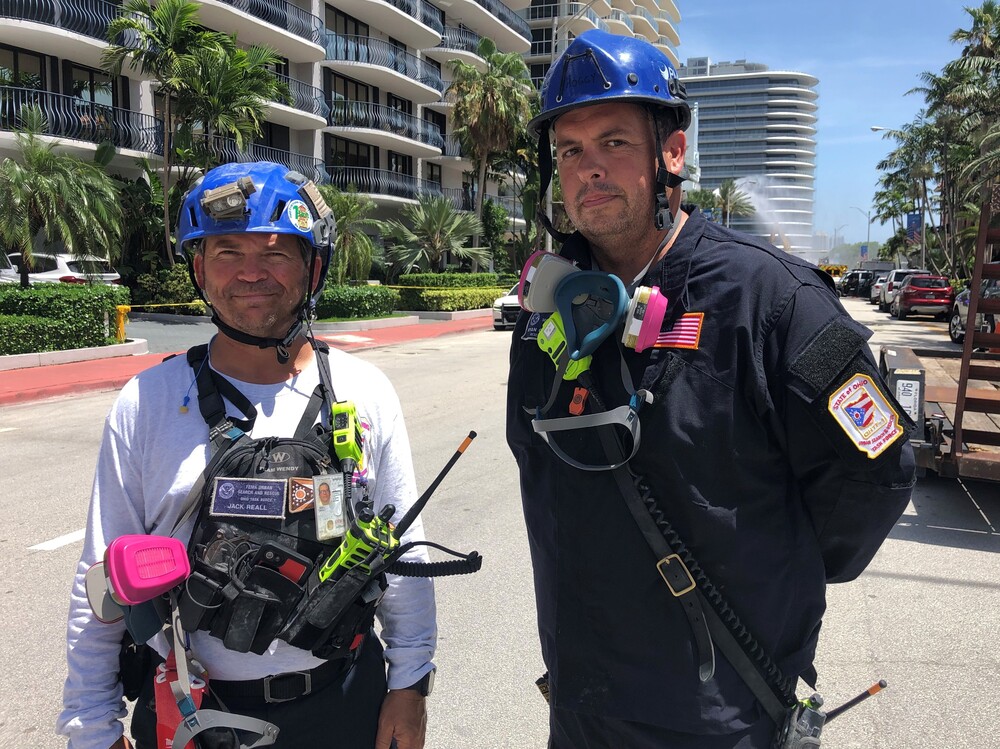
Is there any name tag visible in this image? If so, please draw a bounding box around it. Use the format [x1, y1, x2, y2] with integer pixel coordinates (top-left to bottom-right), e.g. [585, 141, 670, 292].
[211, 478, 287, 520]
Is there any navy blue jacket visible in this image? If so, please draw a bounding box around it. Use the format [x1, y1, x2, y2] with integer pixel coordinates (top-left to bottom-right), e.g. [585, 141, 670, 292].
[506, 209, 915, 734]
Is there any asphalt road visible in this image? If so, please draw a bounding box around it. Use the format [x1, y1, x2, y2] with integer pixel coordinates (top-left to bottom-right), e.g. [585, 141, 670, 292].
[1, 297, 998, 748]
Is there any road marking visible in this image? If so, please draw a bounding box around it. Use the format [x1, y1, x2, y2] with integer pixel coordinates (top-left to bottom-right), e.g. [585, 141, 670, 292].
[30, 528, 85, 551]
[0, 428, 16, 434]
[318, 334, 374, 344]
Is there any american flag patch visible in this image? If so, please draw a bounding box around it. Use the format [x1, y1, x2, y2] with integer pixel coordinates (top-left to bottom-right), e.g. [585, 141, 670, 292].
[653, 312, 704, 350]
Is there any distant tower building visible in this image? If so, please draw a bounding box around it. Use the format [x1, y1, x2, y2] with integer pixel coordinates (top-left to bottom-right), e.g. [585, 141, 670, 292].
[678, 57, 819, 261]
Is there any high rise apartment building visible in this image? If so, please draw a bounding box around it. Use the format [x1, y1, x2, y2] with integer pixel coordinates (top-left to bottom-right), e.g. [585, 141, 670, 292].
[0, 0, 691, 251]
[520, 0, 681, 88]
[678, 56, 819, 259]
[0, 0, 533, 231]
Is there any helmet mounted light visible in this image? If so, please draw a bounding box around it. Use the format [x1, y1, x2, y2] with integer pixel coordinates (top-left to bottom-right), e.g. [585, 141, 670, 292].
[200, 176, 256, 221]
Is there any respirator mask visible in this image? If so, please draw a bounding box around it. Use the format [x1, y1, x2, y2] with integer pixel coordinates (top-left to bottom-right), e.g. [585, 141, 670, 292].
[518, 251, 668, 471]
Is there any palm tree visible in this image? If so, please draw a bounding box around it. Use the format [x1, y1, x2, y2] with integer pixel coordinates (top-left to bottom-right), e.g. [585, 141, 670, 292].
[103, 0, 227, 265]
[171, 39, 288, 167]
[379, 195, 489, 274]
[448, 37, 534, 269]
[317, 185, 381, 285]
[0, 108, 122, 288]
[684, 188, 720, 215]
[714, 179, 755, 227]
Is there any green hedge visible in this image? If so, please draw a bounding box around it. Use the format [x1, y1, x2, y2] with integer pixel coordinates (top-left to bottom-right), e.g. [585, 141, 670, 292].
[0, 314, 83, 355]
[395, 273, 509, 289]
[315, 285, 400, 319]
[396, 287, 509, 312]
[0, 284, 130, 355]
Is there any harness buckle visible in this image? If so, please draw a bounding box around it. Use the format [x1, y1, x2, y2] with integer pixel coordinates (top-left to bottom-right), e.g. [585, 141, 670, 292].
[263, 671, 312, 703]
[656, 553, 696, 597]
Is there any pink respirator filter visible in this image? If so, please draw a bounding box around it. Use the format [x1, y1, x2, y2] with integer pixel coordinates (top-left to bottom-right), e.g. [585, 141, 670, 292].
[622, 286, 668, 353]
[104, 534, 190, 606]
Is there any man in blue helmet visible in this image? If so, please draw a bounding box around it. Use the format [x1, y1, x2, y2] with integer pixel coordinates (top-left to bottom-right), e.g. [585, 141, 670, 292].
[506, 30, 914, 748]
[59, 162, 436, 749]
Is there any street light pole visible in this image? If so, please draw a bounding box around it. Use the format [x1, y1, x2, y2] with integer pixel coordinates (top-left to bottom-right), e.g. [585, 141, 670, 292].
[851, 205, 871, 247]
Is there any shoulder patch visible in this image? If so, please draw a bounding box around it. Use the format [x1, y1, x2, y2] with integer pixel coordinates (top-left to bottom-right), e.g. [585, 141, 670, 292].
[522, 312, 549, 341]
[828, 373, 904, 458]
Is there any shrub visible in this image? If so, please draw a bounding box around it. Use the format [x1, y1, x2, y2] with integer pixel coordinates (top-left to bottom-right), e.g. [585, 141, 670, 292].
[396, 287, 508, 312]
[133, 264, 204, 315]
[315, 285, 400, 319]
[0, 284, 130, 353]
[0, 314, 82, 355]
[395, 273, 505, 289]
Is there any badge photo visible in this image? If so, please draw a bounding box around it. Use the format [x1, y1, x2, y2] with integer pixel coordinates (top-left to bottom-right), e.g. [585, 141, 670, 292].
[314, 473, 346, 541]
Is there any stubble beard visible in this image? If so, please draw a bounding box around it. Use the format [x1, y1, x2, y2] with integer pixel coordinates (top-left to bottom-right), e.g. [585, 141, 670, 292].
[569, 195, 650, 261]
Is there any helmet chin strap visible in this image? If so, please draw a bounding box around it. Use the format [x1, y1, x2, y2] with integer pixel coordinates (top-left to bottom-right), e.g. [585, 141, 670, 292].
[210, 311, 304, 365]
[652, 117, 685, 243]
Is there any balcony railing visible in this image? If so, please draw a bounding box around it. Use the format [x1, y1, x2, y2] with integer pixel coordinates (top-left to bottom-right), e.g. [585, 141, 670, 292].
[323, 33, 445, 93]
[471, 0, 531, 41]
[328, 100, 444, 149]
[326, 166, 441, 200]
[439, 26, 482, 55]
[271, 71, 329, 119]
[0, 87, 162, 153]
[608, 9, 634, 31]
[182, 135, 327, 183]
[419, 0, 443, 33]
[0, 0, 119, 41]
[441, 134, 465, 158]
[216, 0, 324, 45]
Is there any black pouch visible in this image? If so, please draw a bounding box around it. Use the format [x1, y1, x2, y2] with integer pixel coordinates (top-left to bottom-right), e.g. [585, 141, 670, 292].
[118, 631, 152, 702]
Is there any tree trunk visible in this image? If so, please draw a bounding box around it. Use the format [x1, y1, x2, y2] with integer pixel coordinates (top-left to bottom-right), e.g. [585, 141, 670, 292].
[471, 158, 488, 273]
[162, 96, 174, 267]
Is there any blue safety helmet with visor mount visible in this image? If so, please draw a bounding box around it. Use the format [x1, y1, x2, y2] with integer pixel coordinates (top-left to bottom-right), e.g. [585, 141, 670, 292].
[176, 161, 337, 363]
[529, 30, 691, 243]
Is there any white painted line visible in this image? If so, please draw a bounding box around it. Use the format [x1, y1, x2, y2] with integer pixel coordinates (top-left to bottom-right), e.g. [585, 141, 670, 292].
[0, 428, 16, 434]
[318, 334, 374, 344]
[30, 528, 85, 551]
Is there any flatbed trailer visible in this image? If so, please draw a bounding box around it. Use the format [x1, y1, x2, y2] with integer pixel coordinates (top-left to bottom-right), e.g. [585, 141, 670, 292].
[880, 346, 1000, 480]
[877, 191, 1000, 481]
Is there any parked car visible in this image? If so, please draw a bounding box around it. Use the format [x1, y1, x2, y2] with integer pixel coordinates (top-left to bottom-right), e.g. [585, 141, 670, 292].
[878, 268, 928, 312]
[6, 253, 121, 284]
[492, 284, 520, 330]
[891, 275, 953, 320]
[949, 278, 1000, 343]
[0, 252, 16, 283]
[869, 275, 888, 304]
[839, 269, 873, 297]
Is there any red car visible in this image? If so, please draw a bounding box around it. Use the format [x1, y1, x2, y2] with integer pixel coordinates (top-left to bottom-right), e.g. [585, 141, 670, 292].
[891, 274, 954, 320]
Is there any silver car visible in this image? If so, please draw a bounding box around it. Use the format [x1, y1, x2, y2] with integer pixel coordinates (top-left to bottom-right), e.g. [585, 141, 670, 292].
[870, 275, 887, 304]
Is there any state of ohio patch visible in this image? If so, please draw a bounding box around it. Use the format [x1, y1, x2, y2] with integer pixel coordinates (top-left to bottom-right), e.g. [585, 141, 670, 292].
[827, 373, 904, 458]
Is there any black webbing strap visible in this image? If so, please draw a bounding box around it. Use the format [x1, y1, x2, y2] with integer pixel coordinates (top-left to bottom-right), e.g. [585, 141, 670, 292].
[604, 460, 789, 725]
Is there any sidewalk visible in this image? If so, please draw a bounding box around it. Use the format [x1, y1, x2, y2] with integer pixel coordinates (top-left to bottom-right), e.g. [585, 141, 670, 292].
[0, 316, 494, 406]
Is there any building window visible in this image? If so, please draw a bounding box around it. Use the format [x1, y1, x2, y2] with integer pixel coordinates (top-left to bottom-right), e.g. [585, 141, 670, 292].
[65, 64, 115, 107]
[426, 162, 441, 185]
[387, 151, 412, 175]
[0, 45, 46, 89]
[326, 7, 368, 37]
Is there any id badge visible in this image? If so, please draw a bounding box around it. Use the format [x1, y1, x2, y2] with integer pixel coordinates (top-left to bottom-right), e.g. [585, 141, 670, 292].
[314, 473, 346, 541]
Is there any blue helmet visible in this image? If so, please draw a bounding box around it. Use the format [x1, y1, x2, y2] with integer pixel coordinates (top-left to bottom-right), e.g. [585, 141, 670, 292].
[528, 29, 690, 137]
[177, 161, 336, 303]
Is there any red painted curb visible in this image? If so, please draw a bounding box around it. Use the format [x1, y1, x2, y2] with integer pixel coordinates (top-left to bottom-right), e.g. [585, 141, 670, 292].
[0, 316, 496, 406]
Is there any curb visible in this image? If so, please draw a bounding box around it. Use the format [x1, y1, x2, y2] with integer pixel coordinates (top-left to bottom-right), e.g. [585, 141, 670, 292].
[0, 339, 150, 372]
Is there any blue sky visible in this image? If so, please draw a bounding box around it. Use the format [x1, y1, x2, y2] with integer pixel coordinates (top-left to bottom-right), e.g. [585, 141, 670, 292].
[678, 0, 973, 246]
